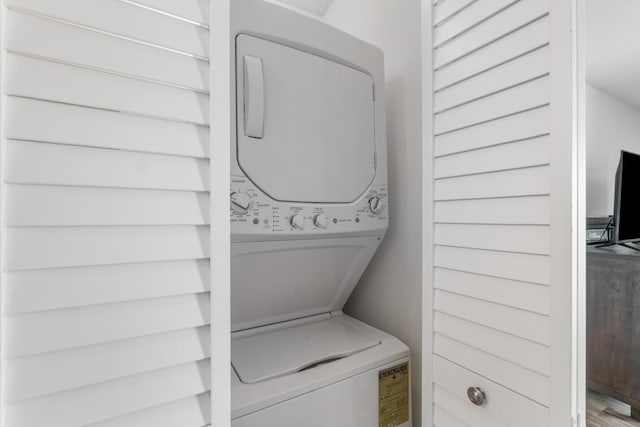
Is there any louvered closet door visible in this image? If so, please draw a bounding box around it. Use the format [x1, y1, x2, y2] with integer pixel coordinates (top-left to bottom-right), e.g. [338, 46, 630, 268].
[429, 0, 576, 426]
[1, 1, 212, 426]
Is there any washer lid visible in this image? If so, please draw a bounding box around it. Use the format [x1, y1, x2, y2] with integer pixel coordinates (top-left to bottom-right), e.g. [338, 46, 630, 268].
[231, 317, 380, 384]
[236, 34, 376, 203]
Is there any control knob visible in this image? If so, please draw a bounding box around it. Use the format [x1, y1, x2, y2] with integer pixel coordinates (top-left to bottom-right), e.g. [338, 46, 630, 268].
[368, 196, 383, 215]
[314, 214, 328, 229]
[230, 192, 253, 215]
[290, 214, 306, 229]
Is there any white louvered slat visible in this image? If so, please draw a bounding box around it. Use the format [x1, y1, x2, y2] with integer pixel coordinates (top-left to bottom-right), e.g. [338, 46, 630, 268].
[434, 106, 549, 157]
[434, 267, 549, 315]
[88, 393, 211, 427]
[5, 97, 209, 158]
[435, 311, 549, 375]
[5, 10, 209, 91]
[435, 246, 549, 285]
[434, 16, 549, 90]
[127, 0, 210, 25]
[434, 386, 508, 427]
[433, 0, 475, 26]
[5, 54, 209, 124]
[434, 0, 516, 46]
[1, 0, 212, 425]
[4, 0, 209, 58]
[433, 405, 469, 427]
[434, 355, 549, 427]
[5, 141, 209, 191]
[435, 334, 549, 406]
[6, 293, 210, 358]
[434, 46, 549, 112]
[435, 75, 549, 134]
[5, 185, 208, 227]
[5, 360, 210, 427]
[5, 326, 210, 402]
[435, 290, 549, 344]
[5, 225, 208, 271]
[434, 165, 550, 201]
[434, 0, 549, 68]
[434, 196, 550, 225]
[4, 259, 209, 314]
[434, 223, 549, 254]
[434, 136, 549, 178]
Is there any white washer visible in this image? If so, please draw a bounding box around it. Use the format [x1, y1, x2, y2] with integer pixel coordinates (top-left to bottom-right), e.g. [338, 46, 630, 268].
[231, 1, 411, 426]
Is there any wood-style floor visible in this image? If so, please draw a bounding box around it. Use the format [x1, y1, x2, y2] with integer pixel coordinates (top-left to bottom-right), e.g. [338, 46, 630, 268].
[588, 391, 640, 427]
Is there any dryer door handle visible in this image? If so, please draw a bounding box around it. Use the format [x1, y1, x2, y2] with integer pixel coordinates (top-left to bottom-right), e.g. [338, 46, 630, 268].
[243, 55, 264, 139]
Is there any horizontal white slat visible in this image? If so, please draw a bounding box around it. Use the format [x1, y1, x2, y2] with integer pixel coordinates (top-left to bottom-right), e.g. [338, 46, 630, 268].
[127, 0, 210, 25]
[434, 267, 549, 314]
[434, 0, 548, 68]
[434, 16, 549, 90]
[6, 326, 209, 402]
[434, 355, 549, 427]
[5, 185, 208, 227]
[435, 334, 549, 406]
[434, 196, 550, 225]
[435, 312, 549, 374]
[5, 10, 209, 91]
[5, 359, 210, 427]
[434, 136, 549, 179]
[434, 106, 549, 157]
[89, 393, 211, 427]
[434, 166, 550, 201]
[6, 293, 210, 358]
[435, 290, 549, 344]
[435, 223, 549, 255]
[433, 0, 475, 26]
[4, 259, 209, 314]
[5, 54, 209, 124]
[435, 46, 549, 112]
[434, 386, 508, 427]
[435, 245, 549, 285]
[434, 405, 469, 427]
[5, 97, 209, 158]
[435, 76, 549, 134]
[434, 0, 515, 46]
[5, 141, 209, 191]
[5, 225, 208, 272]
[4, 0, 209, 57]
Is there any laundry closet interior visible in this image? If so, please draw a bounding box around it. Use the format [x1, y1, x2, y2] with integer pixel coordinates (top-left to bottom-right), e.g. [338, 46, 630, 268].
[0, 0, 585, 426]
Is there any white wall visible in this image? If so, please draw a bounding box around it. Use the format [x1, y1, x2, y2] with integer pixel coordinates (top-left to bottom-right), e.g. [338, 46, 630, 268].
[587, 84, 640, 217]
[323, 2, 423, 424]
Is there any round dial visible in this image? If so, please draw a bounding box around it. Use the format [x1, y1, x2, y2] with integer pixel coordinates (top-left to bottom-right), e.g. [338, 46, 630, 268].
[368, 196, 384, 215]
[314, 214, 328, 229]
[290, 214, 306, 229]
[230, 192, 253, 215]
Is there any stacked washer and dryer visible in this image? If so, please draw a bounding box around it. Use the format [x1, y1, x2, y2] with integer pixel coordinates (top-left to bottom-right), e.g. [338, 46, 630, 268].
[230, 1, 411, 425]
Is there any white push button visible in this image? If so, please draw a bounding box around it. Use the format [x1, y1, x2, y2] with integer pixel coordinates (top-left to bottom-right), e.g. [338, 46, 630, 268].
[290, 214, 305, 229]
[314, 214, 328, 228]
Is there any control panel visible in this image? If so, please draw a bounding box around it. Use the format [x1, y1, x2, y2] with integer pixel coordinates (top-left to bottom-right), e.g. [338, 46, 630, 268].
[231, 175, 387, 238]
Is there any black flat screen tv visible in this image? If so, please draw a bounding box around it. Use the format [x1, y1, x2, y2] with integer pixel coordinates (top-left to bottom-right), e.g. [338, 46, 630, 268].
[613, 150, 640, 243]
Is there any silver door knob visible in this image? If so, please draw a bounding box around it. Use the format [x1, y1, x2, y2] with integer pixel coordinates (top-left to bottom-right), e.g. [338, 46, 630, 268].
[467, 387, 486, 406]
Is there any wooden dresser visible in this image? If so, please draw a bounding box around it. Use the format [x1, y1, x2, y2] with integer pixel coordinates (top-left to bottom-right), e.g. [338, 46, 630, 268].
[587, 246, 640, 420]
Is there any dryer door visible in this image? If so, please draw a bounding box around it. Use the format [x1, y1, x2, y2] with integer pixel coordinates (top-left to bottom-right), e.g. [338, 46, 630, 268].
[236, 34, 376, 203]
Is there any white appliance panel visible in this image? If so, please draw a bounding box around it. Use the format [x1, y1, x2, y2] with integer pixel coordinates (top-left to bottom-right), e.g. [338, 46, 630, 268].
[231, 237, 380, 331]
[232, 317, 380, 383]
[236, 34, 376, 204]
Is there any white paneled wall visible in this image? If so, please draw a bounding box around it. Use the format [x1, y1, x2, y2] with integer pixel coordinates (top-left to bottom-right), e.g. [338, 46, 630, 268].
[429, 0, 576, 425]
[1, 1, 212, 426]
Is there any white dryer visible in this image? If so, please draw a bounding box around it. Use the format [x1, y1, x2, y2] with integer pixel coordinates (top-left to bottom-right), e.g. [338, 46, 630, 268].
[230, 1, 411, 426]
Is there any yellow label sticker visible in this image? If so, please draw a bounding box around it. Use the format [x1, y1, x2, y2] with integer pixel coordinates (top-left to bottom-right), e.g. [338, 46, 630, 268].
[378, 362, 409, 427]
